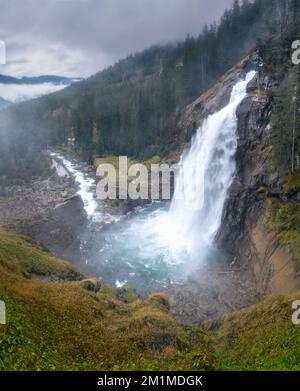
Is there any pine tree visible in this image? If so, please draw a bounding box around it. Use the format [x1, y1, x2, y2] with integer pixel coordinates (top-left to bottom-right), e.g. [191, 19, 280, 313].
[271, 67, 300, 173]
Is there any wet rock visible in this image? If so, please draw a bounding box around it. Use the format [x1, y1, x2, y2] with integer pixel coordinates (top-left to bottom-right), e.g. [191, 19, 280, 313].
[215, 71, 298, 296]
[53, 194, 87, 221]
[171, 57, 298, 322]
[216, 88, 272, 257]
[17, 194, 88, 265]
[35, 194, 88, 262]
[246, 73, 259, 92]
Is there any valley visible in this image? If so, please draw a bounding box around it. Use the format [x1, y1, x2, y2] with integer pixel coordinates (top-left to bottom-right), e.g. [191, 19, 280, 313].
[1, 0, 300, 373]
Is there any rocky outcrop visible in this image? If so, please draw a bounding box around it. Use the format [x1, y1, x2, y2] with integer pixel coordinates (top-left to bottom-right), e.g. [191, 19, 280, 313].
[219, 73, 299, 295]
[216, 91, 272, 256]
[29, 194, 87, 263]
[175, 54, 299, 307]
[0, 173, 88, 264]
[176, 55, 251, 141]
[80, 277, 102, 293]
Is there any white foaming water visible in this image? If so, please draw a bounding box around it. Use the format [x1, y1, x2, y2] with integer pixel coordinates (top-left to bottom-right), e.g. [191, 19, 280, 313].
[141, 71, 256, 262]
[50, 152, 98, 217]
[49, 72, 255, 291]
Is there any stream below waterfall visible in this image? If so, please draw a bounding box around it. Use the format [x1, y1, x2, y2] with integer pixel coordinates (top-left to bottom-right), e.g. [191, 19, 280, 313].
[50, 71, 255, 294]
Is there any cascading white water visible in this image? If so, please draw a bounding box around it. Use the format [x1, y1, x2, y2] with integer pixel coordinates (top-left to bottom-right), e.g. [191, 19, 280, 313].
[150, 71, 256, 260]
[50, 151, 98, 217]
[48, 72, 256, 291]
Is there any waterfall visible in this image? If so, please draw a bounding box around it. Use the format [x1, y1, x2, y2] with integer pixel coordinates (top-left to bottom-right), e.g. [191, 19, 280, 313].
[153, 71, 256, 260]
[48, 71, 256, 291]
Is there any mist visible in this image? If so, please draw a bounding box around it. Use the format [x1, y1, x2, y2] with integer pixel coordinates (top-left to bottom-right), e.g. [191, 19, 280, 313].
[0, 82, 67, 103]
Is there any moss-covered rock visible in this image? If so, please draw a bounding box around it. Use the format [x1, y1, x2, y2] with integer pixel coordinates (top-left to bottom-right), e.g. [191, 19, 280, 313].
[79, 278, 101, 293]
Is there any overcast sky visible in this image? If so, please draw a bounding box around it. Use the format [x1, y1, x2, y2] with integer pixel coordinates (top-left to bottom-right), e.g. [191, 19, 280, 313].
[0, 0, 233, 78]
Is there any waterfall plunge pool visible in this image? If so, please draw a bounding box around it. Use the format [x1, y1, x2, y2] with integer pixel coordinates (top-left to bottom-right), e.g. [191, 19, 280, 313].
[50, 71, 256, 294]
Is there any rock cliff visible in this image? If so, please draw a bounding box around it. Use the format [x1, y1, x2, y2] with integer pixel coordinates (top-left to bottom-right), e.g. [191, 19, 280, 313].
[175, 53, 299, 311]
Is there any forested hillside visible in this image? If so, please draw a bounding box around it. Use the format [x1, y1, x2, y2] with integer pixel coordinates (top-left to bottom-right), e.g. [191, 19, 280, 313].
[270, 66, 300, 174]
[1, 0, 300, 180]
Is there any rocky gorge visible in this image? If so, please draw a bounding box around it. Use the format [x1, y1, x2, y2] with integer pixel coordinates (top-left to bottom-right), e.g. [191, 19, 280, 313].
[167, 53, 300, 322]
[0, 54, 299, 325]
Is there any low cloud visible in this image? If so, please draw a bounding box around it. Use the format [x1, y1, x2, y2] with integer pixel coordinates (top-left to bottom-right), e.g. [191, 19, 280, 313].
[0, 0, 233, 77]
[0, 82, 67, 103]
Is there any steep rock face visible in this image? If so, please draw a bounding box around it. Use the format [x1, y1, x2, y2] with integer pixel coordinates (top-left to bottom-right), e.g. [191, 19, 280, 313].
[217, 90, 272, 257]
[176, 57, 299, 297]
[219, 75, 299, 295]
[176, 56, 251, 141]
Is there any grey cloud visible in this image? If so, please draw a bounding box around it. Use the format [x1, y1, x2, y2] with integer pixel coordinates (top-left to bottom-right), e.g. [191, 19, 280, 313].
[0, 0, 233, 77]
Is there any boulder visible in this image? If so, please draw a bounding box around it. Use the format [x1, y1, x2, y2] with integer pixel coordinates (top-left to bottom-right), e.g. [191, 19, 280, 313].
[30, 194, 88, 263]
[80, 278, 101, 293]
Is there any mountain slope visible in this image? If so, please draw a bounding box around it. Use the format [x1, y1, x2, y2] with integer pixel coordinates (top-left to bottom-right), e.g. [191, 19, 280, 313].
[0, 227, 299, 370]
[2, 0, 299, 174]
[0, 75, 78, 85]
[204, 293, 300, 370]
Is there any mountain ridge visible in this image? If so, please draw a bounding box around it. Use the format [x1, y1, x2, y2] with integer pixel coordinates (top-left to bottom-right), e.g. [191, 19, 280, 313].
[0, 74, 81, 85]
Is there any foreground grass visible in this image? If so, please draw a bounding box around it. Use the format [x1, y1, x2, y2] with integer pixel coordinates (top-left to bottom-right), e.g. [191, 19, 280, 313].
[204, 294, 300, 370]
[0, 228, 212, 370]
[0, 228, 299, 370]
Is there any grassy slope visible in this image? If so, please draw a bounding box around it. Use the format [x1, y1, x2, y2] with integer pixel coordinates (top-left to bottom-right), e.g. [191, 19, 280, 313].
[0, 228, 299, 371]
[266, 170, 300, 272]
[204, 293, 300, 370]
[0, 228, 212, 371]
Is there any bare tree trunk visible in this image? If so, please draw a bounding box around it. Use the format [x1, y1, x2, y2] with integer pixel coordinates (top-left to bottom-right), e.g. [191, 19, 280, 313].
[292, 86, 297, 173]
